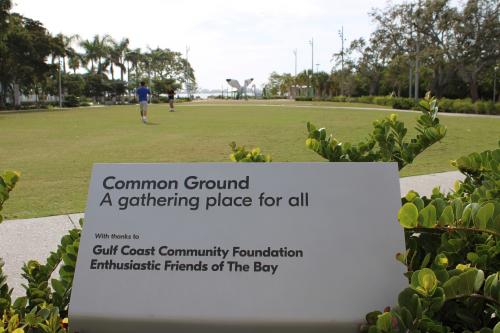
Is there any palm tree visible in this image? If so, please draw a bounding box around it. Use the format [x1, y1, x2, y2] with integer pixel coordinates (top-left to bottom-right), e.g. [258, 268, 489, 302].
[109, 38, 129, 81]
[80, 39, 98, 73]
[80, 35, 110, 74]
[68, 53, 82, 74]
[124, 48, 142, 90]
[57, 33, 80, 74]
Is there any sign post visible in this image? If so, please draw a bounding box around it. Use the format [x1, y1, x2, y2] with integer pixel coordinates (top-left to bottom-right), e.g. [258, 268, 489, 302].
[70, 163, 406, 333]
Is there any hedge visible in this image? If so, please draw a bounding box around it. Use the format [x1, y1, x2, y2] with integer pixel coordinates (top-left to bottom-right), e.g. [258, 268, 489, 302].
[294, 95, 499, 115]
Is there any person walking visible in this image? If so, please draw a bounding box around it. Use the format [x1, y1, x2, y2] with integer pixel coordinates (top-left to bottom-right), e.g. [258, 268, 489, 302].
[167, 88, 175, 112]
[136, 81, 151, 123]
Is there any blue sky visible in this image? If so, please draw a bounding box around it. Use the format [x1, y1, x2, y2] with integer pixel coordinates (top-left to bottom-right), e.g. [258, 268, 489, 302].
[13, 0, 402, 90]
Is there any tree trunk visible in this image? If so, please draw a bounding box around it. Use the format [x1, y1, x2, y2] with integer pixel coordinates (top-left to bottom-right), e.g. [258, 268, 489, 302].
[13, 82, 21, 107]
[0, 81, 6, 107]
[469, 74, 479, 102]
[369, 76, 379, 96]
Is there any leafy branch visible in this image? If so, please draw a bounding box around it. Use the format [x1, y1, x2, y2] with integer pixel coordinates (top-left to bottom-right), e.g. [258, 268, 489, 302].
[306, 92, 447, 170]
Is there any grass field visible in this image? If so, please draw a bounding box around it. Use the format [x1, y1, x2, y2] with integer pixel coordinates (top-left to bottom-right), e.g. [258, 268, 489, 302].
[1, 101, 498, 219]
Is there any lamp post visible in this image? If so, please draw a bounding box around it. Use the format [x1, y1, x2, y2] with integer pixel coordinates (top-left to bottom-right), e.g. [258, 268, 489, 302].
[185, 45, 190, 99]
[293, 49, 297, 77]
[293, 49, 298, 98]
[494, 65, 498, 103]
[309, 38, 314, 97]
[338, 26, 346, 96]
[58, 57, 62, 108]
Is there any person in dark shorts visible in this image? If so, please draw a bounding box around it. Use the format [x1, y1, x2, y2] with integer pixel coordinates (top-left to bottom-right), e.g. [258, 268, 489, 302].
[167, 88, 175, 112]
[136, 81, 151, 123]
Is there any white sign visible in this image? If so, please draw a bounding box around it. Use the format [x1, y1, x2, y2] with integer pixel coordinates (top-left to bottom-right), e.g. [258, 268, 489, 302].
[69, 163, 406, 333]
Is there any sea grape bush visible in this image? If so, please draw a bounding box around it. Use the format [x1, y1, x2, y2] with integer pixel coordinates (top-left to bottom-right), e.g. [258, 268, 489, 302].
[229, 141, 271, 162]
[0, 171, 19, 225]
[306, 92, 447, 170]
[0, 172, 79, 333]
[363, 146, 500, 333]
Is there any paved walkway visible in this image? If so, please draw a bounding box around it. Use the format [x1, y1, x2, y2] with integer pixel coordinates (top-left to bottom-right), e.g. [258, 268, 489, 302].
[182, 103, 500, 119]
[0, 171, 464, 299]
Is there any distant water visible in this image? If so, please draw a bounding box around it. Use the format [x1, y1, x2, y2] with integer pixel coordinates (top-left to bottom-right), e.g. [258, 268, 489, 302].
[177, 92, 257, 99]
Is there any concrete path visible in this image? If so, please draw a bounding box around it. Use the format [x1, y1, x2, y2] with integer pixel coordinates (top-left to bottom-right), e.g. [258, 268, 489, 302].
[182, 103, 500, 119]
[0, 171, 464, 299]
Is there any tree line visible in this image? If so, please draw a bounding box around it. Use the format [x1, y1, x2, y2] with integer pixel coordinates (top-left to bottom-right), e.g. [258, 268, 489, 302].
[0, 0, 195, 107]
[266, 0, 499, 102]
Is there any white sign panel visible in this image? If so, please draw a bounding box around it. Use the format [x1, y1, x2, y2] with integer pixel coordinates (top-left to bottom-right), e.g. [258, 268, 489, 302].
[69, 163, 406, 333]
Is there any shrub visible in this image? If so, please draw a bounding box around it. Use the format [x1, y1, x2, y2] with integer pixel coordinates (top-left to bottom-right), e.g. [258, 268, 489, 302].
[63, 95, 80, 108]
[357, 96, 375, 104]
[392, 97, 417, 110]
[474, 100, 496, 115]
[0, 171, 79, 332]
[295, 97, 313, 102]
[332, 95, 347, 102]
[373, 96, 394, 106]
[438, 98, 454, 113]
[363, 145, 500, 333]
[452, 98, 474, 114]
[229, 142, 271, 162]
[306, 92, 447, 170]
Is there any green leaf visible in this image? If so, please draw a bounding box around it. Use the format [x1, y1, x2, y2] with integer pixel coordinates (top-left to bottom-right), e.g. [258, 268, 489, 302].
[376, 312, 392, 333]
[466, 252, 479, 263]
[432, 198, 447, 218]
[2, 171, 20, 188]
[451, 199, 464, 220]
[493, 321, 500, 333]
[398, 288, 422, 319]
[37, 308, 51, 320]
[484, 273, 500, 301]
[429, 287, 445, 312]
[51, 279, 65, 296]
[405, 190, 419, 202]
[434, 254, 449, 268]
[420, 253, 431, 269]
[417, 268, 438, 296]
[443, 269, 478, 299]
[413, 197, 425, 211]
[398, 203, 419, 228]
[366, 311, 382, 325]
[462, 205, 472, 226]
[438, 205, 454, 226]
[419, 204, 437, 228]
[12, 297, 27, 310]
[474, 269, 485, 292]
[475, 203, 494, 230]
[399, 307, 413, 330]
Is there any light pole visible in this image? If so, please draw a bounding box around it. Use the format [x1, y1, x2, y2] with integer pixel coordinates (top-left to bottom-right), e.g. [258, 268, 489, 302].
[316, 64, 320, 73]
[293, 49, 297, 77]
[414, 0, 421, 101]
[293, 49, 297, 98]
[494, 66, 498, 103]
[338, 26, 346, 96]
[185, 45, 190, 99]
[58, 57, 63, 108]
[309, 38, 314, 97]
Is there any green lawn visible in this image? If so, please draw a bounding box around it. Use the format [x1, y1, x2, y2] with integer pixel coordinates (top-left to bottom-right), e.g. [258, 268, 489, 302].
[1, 101, 498, 219]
